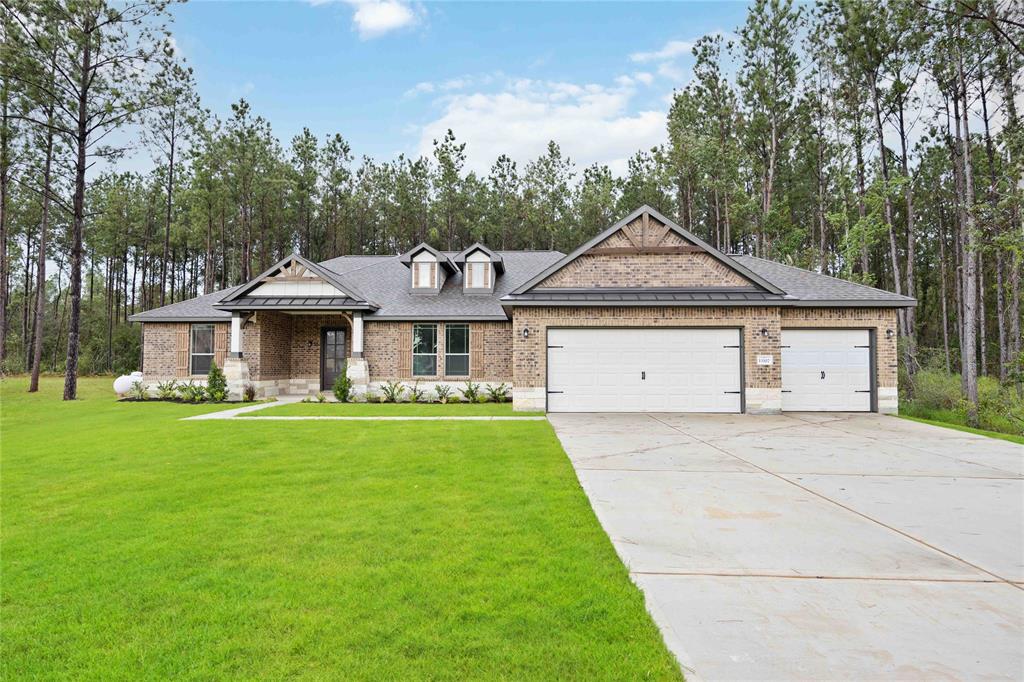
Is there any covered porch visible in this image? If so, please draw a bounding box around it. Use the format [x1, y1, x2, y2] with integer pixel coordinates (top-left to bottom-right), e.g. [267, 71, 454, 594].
[223, 309, 368, 399]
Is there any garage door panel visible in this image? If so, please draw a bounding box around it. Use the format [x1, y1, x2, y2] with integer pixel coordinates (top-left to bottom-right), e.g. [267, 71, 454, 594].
[547, 328, 742, 413]
[782, 329, 871, 412]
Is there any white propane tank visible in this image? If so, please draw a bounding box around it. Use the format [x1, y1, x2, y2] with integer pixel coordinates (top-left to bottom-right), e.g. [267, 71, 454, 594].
[114, 371, 144, 395]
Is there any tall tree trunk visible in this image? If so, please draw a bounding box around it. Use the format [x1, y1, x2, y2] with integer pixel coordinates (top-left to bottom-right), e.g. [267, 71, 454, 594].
[869, 73, 904, 323]
[938, 210, 951, 373]
[159, 109, 176, 306]
[979, 66, 1008, 382]
[854, 118, 870, 275]
[896, 95, 918, 376]
[29, 126, 55, 392]
[0, 87, 10, 370]
[64, 20, 94, 401]
[955, 43, 979, 425]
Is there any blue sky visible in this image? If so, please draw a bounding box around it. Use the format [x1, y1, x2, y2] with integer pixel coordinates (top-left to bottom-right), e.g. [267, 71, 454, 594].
[168, 1, 752, 175]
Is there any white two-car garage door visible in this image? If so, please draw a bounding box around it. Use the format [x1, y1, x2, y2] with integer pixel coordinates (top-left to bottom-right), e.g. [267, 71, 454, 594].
[781, 329, 872, 411]
[546, 328, 742, 413]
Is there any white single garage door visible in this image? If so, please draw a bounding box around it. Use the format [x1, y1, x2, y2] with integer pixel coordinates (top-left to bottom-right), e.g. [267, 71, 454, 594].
[546, 328, 742, 413]
[781, 329, 872, 412]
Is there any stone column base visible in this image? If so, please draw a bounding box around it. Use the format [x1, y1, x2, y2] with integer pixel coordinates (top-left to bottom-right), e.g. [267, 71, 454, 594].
[746, 387, 781, 414]
[878, 387, 898, 414]
[223, 356, 251, 401]
[346, 358, 369, 396]
[513, 387, 546, 412]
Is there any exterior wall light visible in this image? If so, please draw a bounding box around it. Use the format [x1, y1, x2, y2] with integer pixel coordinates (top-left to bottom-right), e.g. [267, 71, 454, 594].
[886, 329, 895, 340]
[522, 327, 530, 338]
[760, 328, 769, 337]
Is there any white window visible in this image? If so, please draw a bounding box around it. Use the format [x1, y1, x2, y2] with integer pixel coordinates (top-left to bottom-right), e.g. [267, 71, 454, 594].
[413, 261, 434, 288]
[413, 324, 437, 376]
[466, 262, 489, 289]
[190, 324, 215, 375]
[445, 324, 470, 376]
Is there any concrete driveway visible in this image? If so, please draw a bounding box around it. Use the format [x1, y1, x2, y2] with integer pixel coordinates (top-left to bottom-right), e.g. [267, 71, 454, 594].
[549, 412, 1024, 680]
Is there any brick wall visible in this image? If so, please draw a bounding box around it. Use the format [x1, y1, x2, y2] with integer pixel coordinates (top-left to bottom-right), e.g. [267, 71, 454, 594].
[142, 322, 229, 380]
[289, 314, 351, 381]
[537, 253, 752, 289]
[363, 320, 513, 382]
[141, 323, 179, 379]
[781, 307, 899, 389]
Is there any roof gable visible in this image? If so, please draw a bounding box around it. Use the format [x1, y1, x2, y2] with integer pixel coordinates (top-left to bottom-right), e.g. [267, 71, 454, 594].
[453, 242, 505, 274]
[510, 206, 785, 295]
[398, 243, 457, 274]
[218, 253, 370, 304]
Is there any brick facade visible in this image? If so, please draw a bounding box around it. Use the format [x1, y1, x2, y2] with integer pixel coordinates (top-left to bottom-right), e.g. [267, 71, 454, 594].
[141, 323, 179, 379]
[363, 320, 513, 383]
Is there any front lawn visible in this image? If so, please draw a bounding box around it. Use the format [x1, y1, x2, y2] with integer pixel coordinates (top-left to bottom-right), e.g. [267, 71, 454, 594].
[1, 376, 680, 680]
[245, 400, 543, 417]
[897, 414, 1024, 445]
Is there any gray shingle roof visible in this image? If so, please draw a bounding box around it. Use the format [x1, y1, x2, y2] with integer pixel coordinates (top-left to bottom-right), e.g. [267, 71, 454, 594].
[128, 249, 912, 323]
[319, 251, 565, 319]
[730, 255, 916, 306]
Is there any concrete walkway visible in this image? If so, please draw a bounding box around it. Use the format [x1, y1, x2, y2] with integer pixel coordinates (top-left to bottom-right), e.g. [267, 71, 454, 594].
[182, 396, 304, 420]
[550, 412, 1024, 681]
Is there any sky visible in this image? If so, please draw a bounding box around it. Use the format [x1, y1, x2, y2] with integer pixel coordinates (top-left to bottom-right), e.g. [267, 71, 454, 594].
[165, 1, 752, 176]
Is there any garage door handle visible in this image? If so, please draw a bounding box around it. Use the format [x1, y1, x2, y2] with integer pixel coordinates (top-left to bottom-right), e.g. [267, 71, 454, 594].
[641, 371, 646, 380]
[820, 371, 826, 380]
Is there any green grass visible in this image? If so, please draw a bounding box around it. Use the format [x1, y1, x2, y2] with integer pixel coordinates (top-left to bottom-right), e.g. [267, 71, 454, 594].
[246, 400, 543, 417]
[1, 376, 680, 680]
[897, 414, 1024, 445]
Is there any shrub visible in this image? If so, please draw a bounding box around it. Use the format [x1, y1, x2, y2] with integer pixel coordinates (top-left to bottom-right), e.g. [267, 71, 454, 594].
[206, 361, 227, 399]
[156, 379, 178, 400]
[409, 380, 426, 403]
[177, 382, 207, 404]
[485, 382, 510, 403]
[242, 383, 256, 402]
[332, 364, 352, 402]
[461, 380, 480, 403]
[908, 369, 962, 411]
[380, 381, 406, 403]
[316, 392, 328, 403]
[128, 381, 148, 401]
[208, 388, 227, 403]
[435, 384, 452, 404]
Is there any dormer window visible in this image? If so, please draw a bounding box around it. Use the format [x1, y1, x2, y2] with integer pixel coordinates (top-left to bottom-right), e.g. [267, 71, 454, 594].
[412, 256, 435, 289]
[399, 243, 455, 295]
[465, 259, 490, 289]
[454, 243, 503, 294]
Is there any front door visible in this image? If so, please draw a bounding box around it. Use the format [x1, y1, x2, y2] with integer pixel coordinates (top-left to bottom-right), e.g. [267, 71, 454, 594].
[320, 327, 347, 390]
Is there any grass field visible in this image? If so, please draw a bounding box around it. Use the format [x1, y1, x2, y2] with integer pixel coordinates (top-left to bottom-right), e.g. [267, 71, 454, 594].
[897, 414, 1024, 445]
[244, 400, 543, 417]
[1, 376, 680, 680]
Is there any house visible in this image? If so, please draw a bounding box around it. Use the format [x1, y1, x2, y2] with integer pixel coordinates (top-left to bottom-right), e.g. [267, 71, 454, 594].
[129, 206, 916, 413]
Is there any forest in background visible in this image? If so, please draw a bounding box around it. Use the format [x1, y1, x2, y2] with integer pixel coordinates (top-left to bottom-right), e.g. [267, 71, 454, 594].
[1, 0, 1022, 426]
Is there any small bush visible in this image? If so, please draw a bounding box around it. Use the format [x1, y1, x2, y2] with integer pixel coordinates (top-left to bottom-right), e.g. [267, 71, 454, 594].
[242, 383, 256, 402]
[907, 369, 962, 411]
[332, 364, 352, 402]
[128, 381, 148, 401]
[476, 394, 490, 404]
[177, 381, 207, 403]
[207, 362, 227, 400]
[461, 380, 480, 403]
[435, 384, 452, 404]
[156, 379, 179, 400]
[409, 380, 426, 403]
[380, 381, 405, 403]
[485, 382, 510, 403]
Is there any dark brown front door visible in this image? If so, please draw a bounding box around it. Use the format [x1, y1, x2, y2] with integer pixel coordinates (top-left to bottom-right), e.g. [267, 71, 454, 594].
[320, 327, 347, 390]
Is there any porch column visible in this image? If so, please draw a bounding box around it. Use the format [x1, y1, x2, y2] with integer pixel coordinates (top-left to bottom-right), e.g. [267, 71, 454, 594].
[230, 312, 243, 357]
[351, 311, 364, 358]
[346, 310, 369, 395]
[224, 311, 250, 400]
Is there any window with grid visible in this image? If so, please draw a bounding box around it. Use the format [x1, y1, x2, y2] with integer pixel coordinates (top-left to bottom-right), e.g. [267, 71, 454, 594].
[445, 324, 469, 376]
[190, 324, 215, 375]
[413, 262, 433, 288]
[412, 324, 437, 376]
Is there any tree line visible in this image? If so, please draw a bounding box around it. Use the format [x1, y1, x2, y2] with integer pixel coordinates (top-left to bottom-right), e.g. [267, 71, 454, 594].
[1, 0, 1021, 424]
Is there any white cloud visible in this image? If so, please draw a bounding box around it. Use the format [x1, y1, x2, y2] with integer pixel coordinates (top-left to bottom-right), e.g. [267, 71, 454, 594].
[309, 0, 420, 39]
[630, 39, 698, 64]
[634, 72, 654, 86]
[415, 77, 666, 176]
